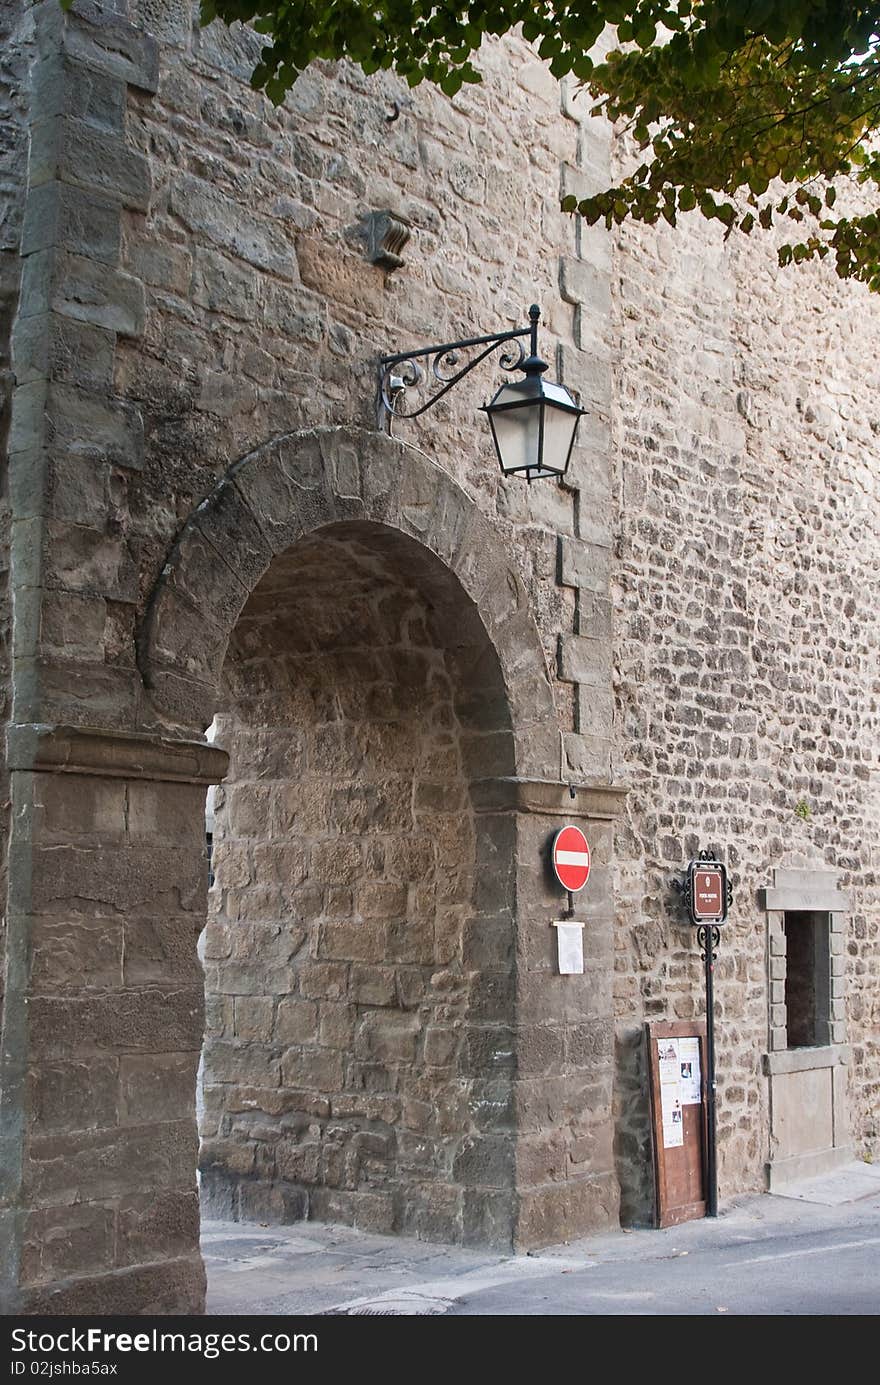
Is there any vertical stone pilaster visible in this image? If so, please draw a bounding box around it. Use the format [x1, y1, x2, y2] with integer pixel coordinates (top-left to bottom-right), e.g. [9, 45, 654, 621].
[472, 777, 626, 1249]
[555, 79, 615, 784]
[0, 725, 226, 1315]
[8, 0, 156, 731]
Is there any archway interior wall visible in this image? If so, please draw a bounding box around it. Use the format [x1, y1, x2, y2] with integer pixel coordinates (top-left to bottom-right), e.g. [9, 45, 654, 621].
[200, 524, 518, 1244]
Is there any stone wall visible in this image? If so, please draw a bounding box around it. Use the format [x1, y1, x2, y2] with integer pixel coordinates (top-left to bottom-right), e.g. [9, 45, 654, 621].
[609, 159, 880, 1217]
[0, 0, 33, 1052]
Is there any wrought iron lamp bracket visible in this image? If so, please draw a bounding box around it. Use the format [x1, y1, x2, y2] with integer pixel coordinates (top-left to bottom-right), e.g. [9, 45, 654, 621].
[378, 305, 540, 430]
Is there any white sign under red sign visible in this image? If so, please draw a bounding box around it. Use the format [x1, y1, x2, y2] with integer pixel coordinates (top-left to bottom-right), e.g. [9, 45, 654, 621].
[552, 825, 591, 893]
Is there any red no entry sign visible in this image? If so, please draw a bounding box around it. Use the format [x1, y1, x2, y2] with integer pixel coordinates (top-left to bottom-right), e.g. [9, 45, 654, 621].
[552, 825, 591, 892]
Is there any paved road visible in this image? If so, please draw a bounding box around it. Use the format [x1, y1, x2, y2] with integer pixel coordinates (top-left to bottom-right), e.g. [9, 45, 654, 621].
[205, 1161, 880, 1316]
[450, 1218, 880, 1315]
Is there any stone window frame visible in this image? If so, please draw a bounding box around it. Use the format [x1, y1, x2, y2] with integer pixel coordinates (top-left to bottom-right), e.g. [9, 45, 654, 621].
[761, 868, 848, 1060]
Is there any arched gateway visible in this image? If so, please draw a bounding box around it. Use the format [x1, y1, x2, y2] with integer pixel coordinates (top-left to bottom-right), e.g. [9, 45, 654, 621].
[1, 429, 621, 1315]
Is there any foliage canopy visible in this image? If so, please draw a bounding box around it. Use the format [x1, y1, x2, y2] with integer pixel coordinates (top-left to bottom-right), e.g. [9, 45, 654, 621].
[199, 2, 880, 288]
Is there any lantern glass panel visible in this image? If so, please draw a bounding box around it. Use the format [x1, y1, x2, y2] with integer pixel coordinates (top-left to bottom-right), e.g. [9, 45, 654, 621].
[542, 399, 580, 475]
[490, 393, 541, 475]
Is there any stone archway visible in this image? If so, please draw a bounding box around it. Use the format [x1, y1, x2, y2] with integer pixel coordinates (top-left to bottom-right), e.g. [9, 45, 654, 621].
[1, 428, 622, 1316]
[137, 427, 564, 1255]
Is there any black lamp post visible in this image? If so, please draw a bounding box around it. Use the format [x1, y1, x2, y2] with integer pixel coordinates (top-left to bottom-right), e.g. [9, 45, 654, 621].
[378, 305, 586, 482]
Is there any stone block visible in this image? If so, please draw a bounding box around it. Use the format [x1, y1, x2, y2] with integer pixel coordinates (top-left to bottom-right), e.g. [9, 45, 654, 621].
[234, 996, 275, 1042]
[127, 234, 192, 292]
[30, 117, 152, 212]
[22, 656, 143, 731]
[319, 918, 386, 963]
[275, 1139, 321, 1183]
[574, 681, 615, 730]
[563, 731, 612, 779]
[32, 51, 126, 131]
[558, 634, 610, 686]
[116, 1190, 200, 1268]
[560, 255, 612, 317]
[240, 1181, 308, 1224]
[44, 382, 143, 468]
[399, 1183, 462, 1243]
[22, 842, 204, 916]
[170, 175, 296, 279]
[516, 1129, 568, 1185]
[462, 915, 514, 971]
[556, 340, 612, 409]
[565, 1018, 613, 1065]
[353, 1192, 396, 1235]
[460, 731, 515, 779]
[461, 1025, 516, 1076]
[275, 999, 318, 1044]
[20, 248, 145, 337]
[461, 1189, 515, 1249]
[770, 1066, 833, 1160]
[281, 1046, 344, 1091]
[386, 915, 435, 965]
[423, 1025, 459, 1067]
[203, 1041, 280, 1088]
[192, 246, 261, 322]
[21, 181, 121, 265]
[350, 965, 396, 1007]
[29, 986, 204, 1059]
[21, 1203, 115, 1287]
[297, 233, 383, 319]
[561, 160, 609, 206]
[453, 1135, 513, 1188]
[13, 312, 115, 393]
[125, 781, 208, 845]
[129, 0, 192, 48]
[29, 1057, 119, 1133]
[20, 1255, 205, 1315]
[516, 1023, 566, 1077]
[319, 1002, 356, 1049]
[29, 917, 123, 991]
[355, 1010, 420, 1064]
[25, 1120, 198, 1205]
[469, 971, 515, 1024]
[356, 880, 408, 918]
[558, 534, 612, 593]
[147, 586, 228, 687]
[60, 3, 160, 93]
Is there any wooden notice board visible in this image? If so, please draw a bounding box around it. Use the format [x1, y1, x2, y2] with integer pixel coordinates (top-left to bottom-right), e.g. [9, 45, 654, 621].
[646, 1019, 708, 1229]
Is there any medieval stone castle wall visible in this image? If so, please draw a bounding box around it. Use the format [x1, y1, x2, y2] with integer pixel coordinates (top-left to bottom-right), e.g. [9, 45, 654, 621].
[0, 0, 877, 1313]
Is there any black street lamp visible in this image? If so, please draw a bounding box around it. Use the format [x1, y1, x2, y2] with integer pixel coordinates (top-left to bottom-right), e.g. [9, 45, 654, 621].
[378, 305, 586, 482]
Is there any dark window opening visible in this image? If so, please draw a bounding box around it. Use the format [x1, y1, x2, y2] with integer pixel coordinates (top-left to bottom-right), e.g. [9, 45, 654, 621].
[784, 911, 831, 1048]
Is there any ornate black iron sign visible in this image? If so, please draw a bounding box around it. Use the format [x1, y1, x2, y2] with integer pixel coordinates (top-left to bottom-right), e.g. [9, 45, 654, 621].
[675, 850, 733, 926]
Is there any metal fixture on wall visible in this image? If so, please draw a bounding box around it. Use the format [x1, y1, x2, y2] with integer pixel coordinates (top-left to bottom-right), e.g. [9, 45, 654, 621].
[377, 304, 586, 481]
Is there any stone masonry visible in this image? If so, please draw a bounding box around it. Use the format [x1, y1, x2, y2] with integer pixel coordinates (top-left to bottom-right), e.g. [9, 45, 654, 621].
[0, 0, 877, 1315]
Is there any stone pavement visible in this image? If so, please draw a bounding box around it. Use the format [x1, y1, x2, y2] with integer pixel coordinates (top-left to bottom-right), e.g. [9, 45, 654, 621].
[204, 1160, 880, 1315]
